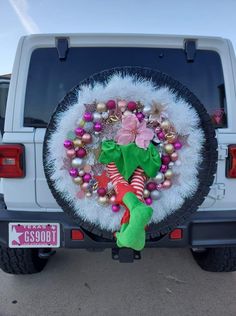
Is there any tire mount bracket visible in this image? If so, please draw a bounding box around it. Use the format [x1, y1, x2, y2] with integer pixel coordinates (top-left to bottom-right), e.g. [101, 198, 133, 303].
[112, 248, 141, 263]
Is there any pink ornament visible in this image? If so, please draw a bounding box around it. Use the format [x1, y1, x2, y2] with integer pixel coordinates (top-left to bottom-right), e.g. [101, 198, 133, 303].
[81, 182, 89, 191]
[93, 122, 102, 132]
[106, 100, 116, 110]
[162, 179, 172, 189]
[76, 147, 87, 158]
[75, 127, 85, 137]
[170, 152, 178, 162]
[82, 133, 92, 144]
[97, 187, 107, 197]
[157, 131, 165, 141]
[69, 168, 78, 177]
[112, 204, 120, 212]
[83, 112, 93, 122]
[110, 195, 116, 204]
[145, 197, 153, 205]
[155, 127, 162, 133]
[66, 149, 76, 158]
[117, 100, 127, 111]
[156, 183, 163, 190]
[146, 182, 156, 191]
[162, 155, 171, 165]
[136, 112, 145, 122]
[64, 139, 73, 149]
[127, 101, 137, 111]
[83, 173, 92, 183]
[160, 165, 168, 173]
[174, 141, 182, 150]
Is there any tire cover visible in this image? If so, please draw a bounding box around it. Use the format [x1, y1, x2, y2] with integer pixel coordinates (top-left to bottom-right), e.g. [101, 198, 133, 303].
[43, 67, 217, 239]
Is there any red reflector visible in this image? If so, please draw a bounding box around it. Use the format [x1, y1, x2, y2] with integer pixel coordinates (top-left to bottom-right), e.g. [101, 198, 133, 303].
[169, 228, 183, 240]
[227, 145, 236, 178]
[0, 144, 25, 178]
[71, 229, 84, 240]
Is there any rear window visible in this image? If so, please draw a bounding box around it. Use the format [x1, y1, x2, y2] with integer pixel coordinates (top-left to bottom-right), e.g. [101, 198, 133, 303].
[24, 47, 227, 128]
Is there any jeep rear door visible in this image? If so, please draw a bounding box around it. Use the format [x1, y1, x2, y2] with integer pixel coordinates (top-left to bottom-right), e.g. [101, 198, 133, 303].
[21, 35, 235, 211]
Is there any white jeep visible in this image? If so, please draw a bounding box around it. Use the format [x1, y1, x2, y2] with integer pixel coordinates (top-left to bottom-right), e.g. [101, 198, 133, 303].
[0, 34, 236, 274]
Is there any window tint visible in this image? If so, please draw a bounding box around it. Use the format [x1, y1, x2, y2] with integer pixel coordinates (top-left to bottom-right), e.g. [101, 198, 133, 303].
[24, 47, 227, 128]
[0, 82, 9, 134]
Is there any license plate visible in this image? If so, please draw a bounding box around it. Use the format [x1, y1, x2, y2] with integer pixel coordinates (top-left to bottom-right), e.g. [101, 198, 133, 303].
[9, 223, 60, 248]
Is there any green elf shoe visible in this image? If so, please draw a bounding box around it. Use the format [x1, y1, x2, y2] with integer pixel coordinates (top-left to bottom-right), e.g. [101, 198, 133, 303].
[116, 192, 153, 251]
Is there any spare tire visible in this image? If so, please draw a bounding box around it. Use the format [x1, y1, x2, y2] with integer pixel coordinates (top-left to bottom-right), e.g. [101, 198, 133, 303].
[43, 67, 217, 240]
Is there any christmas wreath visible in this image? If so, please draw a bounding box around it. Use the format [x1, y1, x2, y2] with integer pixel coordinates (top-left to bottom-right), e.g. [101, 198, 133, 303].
[44, 67, 217, 250]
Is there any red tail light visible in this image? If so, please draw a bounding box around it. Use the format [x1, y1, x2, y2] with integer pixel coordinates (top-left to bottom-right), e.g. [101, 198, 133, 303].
[169, 228, 183, 240]
[227, 145, 236, 178]
[0, 144, 25, 178]
[71, 229, 84, 240]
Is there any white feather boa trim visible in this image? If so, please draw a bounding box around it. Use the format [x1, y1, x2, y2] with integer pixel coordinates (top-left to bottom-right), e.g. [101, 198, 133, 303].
[45, 74, 204, 231]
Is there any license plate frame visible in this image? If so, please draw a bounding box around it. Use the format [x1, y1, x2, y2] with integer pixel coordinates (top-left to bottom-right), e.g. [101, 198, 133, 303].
[8, 223, 60, 248]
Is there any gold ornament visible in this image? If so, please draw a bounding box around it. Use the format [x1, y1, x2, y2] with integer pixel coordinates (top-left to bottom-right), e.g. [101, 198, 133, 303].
[161, 120, 171, 131]
[143, 189, 150, 198]
[165, 169, 174, 179]
[96, 102, 107, 113]
[73, 176, 83, 185]
[165, 132, 177, 144]
[98, 196, 108, 205]
[73, 139, 83, 147]
[107, 115, 120, 123]
[164, 143, 175, 154]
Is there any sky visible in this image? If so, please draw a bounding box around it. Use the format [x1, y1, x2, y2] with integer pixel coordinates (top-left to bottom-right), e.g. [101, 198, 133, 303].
[0, 0, 236, 75]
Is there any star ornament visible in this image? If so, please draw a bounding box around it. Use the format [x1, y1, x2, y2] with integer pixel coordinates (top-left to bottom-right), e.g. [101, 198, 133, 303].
[94, 170, 110, 189]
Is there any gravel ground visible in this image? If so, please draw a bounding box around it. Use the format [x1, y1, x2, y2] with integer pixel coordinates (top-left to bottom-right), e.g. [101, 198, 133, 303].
[0, 248, 235, 316]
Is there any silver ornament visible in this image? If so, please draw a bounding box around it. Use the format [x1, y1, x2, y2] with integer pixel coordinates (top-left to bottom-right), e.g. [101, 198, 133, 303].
[93, 112, 102, 122]
[71, 158, 84, 168]
[150, 190, 161, 200]
[175, 160, 182, 167]
[84, 122, 93, 132]
[168, 162, 175, 169]
[102, 112, 109, 119]
[78, 170, 85, 177]
[154, 172, 165, 184]
[143, 106, 151, 115]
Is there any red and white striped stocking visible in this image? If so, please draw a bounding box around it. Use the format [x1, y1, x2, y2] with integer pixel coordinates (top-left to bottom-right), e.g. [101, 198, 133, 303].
[130, 167, 146, 201]
[106, 162, 128, 191]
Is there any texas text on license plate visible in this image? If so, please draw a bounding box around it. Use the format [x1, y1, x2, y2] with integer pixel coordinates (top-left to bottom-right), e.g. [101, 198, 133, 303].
[9, 223, 60, 248]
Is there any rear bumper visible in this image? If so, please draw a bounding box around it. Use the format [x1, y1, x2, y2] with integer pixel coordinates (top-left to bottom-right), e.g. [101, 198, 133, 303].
[1, 209, 236, 249]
